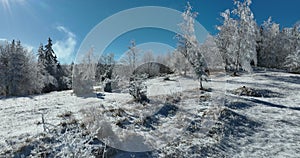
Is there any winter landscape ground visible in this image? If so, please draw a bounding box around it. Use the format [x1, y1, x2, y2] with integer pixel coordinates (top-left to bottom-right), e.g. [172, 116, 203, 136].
[1, 0, 300, 157]
[0, 69, 299, 157]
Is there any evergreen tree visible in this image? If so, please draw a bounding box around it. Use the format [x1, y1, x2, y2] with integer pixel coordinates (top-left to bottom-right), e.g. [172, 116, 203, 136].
[38, 37, 71, 92]
[95, 53, 115, 92]
[44, 38, 59, 77]
[38, 39, 58, 92]
[0, 41, 9, 95]
[0, 40, 43, 96]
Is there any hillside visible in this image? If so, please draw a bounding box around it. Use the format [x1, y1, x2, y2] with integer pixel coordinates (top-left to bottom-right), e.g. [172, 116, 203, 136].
[0, 70, 300, 157]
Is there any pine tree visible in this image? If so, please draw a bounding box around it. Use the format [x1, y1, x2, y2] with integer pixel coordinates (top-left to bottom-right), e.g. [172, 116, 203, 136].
[0, 41, 9, 95]
[38, 37, 69, 92]
[95, 53, 115, 92]
[44, 38, 58, 77]
[0, 40, 43, 96]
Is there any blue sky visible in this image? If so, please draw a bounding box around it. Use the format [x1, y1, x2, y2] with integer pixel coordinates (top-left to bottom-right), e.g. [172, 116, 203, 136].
[0, 0, 299, 63]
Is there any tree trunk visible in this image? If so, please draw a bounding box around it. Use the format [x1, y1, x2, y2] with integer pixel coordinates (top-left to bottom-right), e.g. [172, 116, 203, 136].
[104, 82, 112, 92]
[199, 78, 203, 90]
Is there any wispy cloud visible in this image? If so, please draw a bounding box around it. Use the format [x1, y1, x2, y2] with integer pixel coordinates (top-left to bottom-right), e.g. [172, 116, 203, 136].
[53, 26, 76, 64]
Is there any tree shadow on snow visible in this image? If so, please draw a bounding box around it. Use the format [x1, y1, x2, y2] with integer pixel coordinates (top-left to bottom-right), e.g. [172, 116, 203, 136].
[224, 100, 255, 110]
[115, 103, 179, 131]
[247, 97, 300, 111]
[261, 74, 300, 85]
[188, 108, 262, 157]
[227, 95, 300, 111]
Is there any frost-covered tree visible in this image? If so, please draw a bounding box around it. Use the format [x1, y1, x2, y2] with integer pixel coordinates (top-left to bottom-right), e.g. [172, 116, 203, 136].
[257, 17, 280, 68]
[142, 51, 155, 64]
[129, 74, 148, 103]
[95, 53, 116, 92]
[44, 38, 59, 76]
[284, 24, 300, 72]
[120, 40, 141, 75]
[38, 38, 60, 92]
[257, 18, 300, 69]
[200, 35, 223, 71]
[156, 51, 172, 68]
[0, 40, 43, 96]
[37, 43, 54, 92]
[0, 41, 10, 95]
[177, 2, 208, 89]
[38, 38, 71, 92]
[284, 49, 300, 72]
[217, 0, 257, 74]
[217, 9, 239, 72]
[73, 47, 96, 96]
[171, 50, 190, 76]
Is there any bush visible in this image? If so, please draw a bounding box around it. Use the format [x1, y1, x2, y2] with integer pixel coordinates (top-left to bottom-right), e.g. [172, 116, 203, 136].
[129, 74, 149, 103]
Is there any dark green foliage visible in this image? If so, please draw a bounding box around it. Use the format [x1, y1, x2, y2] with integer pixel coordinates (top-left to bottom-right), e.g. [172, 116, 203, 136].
[95, 53, 115, 92]
[38, 38, 72, 93]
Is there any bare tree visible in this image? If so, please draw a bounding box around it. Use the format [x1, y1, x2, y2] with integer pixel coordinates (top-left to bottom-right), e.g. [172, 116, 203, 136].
[119, 40, 141, 75]
[142, 50, 155, 64]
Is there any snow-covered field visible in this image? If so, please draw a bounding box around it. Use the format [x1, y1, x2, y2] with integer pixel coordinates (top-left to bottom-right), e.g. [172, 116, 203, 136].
[0, 70, 300, 157]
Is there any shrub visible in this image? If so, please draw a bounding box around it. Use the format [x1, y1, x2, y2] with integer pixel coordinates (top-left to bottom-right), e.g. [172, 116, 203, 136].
[129, 74, 149, 103]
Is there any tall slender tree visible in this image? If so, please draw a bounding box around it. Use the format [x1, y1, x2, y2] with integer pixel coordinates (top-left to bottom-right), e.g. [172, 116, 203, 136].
[73, 47, 96, 95]
[177, 2, 208, 89]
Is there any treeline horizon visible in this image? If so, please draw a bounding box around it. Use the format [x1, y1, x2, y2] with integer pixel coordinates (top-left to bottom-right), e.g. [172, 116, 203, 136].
[1, 0, 299, 97]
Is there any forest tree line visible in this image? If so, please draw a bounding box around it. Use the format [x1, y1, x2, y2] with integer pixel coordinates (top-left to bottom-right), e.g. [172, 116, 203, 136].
[1, 0, 299, 96]
[0, 38, 72, 96]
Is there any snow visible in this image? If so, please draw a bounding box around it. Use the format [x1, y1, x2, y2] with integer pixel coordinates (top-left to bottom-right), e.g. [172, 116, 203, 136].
[0, 91, 100, 150]
[1, 70, 300, 157]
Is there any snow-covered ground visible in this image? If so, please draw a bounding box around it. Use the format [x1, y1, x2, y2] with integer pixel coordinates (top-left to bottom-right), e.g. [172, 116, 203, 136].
[0, 70, 300, 157]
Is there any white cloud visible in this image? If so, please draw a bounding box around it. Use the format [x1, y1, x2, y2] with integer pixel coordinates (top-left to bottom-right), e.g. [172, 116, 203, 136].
[0, 38, 8, 45]
[53, 26, 76, 64]
[23, 43, 35, 52]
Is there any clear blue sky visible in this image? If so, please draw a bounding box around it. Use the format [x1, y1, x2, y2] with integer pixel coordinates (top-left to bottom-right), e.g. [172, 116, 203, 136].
[1, 0, 299, 63]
